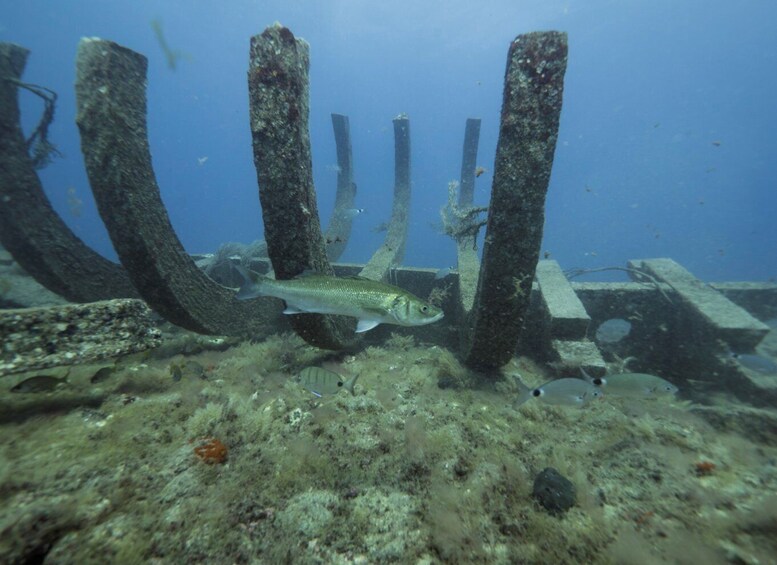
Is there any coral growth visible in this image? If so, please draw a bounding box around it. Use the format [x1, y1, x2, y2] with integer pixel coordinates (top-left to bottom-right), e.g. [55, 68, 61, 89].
[439, 180, 488, 246]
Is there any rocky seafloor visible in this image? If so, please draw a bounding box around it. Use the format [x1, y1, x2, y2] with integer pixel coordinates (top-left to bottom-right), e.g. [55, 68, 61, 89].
[1, 324, 777, 564]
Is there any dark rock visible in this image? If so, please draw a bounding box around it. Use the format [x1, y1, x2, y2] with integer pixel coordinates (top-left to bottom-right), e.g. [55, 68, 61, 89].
[453, 455, 472, 479]
[532, 467, 577, 515]
[0, 500, 80, 564]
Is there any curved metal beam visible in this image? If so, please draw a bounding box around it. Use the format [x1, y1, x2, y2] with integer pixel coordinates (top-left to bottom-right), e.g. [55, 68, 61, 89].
[455, 118, 482, 317]
[75, 38, 277, 337]
[0, 42, 137, 302]
[324, 113, 357, 262]
[360, 115, 411, 282]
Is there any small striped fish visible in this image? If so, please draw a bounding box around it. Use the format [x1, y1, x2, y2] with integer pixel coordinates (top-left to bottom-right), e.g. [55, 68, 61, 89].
[297, 366, 359, 397]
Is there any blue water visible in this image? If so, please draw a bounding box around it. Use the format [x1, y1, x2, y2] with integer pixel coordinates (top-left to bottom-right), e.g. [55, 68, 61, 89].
[5, 0, 777, 281]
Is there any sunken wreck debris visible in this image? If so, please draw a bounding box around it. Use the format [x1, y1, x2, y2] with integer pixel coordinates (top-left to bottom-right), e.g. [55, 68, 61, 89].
[633, 258, 769, 350]
[460, 31, 568, 370]
[248, 23, 354, 350]
[75, 38, 278, 338]
[0, 43, 137, 303]
[360, 114, 411, 282]
[324, 113, 357, 262]
[533, 260, 606, 377]
[4, 28, 773, 406]
[458, 117, 481, 207]
[451, 119, 484, 334]
[0, 299, 161, 376]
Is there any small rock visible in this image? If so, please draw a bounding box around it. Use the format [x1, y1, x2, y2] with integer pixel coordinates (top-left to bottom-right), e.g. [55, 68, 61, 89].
[532, 467, 577, 515]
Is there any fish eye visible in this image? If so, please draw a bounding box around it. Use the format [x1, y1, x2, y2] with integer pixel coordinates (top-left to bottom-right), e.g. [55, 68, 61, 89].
[592, 378, 604, 386]
[421, 305, 428, 313]
[532, 389, 542, 397]
[337, 381, 343, 387]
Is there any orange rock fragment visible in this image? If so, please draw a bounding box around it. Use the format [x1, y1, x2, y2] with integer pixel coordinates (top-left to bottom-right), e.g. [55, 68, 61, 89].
[193, 437, 228, 464]
[694, 460, 715, 477]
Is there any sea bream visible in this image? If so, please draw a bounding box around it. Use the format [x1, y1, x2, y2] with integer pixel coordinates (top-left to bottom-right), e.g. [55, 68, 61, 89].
[583, 369, 679, 398]
[515, 378, 603, 408]
[236, 268, 444, 333]
[297, 366, 359, 397]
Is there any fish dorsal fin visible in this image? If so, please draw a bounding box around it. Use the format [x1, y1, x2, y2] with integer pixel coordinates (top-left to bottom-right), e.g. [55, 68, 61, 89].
[296, 269, 326, 278]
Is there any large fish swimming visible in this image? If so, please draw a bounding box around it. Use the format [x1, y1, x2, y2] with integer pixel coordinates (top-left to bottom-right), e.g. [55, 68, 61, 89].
[236, 268, 444, 333]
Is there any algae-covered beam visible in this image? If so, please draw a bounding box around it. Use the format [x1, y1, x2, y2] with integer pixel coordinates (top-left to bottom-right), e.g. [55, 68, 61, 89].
[633, 258, 769, 351]
[0, 43, 137, 303]
[248, 24, 353, 349]
[0, 299, 161, 376]
[458, 118, 481, 207]
[454, 118, 483, 318]
[75, 38, 277, 338]
[360, 115, 411, 282]
[461, 32, 568, 370]
[324, 113, 357, 262]
[534, 260, 605, 377]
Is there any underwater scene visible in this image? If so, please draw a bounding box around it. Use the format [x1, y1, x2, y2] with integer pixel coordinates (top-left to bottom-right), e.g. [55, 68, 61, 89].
[1, 1, 777, 564]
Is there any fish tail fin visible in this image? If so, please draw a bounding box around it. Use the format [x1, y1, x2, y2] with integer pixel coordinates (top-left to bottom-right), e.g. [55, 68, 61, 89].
[344, 373, 360, 396]
[234, 265, 267, 300]
[512, 378, 534, 408]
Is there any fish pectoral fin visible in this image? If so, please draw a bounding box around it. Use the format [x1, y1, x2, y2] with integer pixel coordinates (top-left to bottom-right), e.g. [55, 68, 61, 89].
[236, 287, 260, 300]
[355, 319, 381, 333]
[283, 305, 305, 314]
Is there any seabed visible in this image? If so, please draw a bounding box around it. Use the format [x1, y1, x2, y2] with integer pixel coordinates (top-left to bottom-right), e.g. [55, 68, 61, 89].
[1, 273, 777, 564]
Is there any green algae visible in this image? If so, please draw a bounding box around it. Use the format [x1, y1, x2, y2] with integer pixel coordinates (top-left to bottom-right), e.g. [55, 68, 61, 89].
[1, 331, 777, 563]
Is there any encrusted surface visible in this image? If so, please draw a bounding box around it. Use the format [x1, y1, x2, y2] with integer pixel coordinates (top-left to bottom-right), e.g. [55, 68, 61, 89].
[1, 299, 161, 375]
[462, 32, 568, 369]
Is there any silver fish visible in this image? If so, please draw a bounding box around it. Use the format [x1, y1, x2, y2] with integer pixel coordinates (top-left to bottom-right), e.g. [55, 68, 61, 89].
[297, 366, 359, 397]
[11, 375, 68, 393]
[340, 208, 365, 219]
[592, 372, 678, 398]
[236, 269, 444, 333]
[90, 365, 117, 384]
[516, 378, 602, 408]
[732, 353, 777, 375]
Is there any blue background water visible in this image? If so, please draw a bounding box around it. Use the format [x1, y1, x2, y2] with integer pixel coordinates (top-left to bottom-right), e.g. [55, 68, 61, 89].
[4, 0, 776, 282]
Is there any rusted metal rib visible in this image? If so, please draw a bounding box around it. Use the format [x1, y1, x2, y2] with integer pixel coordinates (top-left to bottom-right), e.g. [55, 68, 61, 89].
[360, 115, 411, 282]
[248, 24, 353, 349]
[0, 42, 137, 302]
[461, 32, 568, 369]
[75, 38, 277, 337]
[455, 118, 482, 318]
[324, 113, 357, 262]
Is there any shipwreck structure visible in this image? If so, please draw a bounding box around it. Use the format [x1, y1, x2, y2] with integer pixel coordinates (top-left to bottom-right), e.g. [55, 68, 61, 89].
[1, 26, 776, 407]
